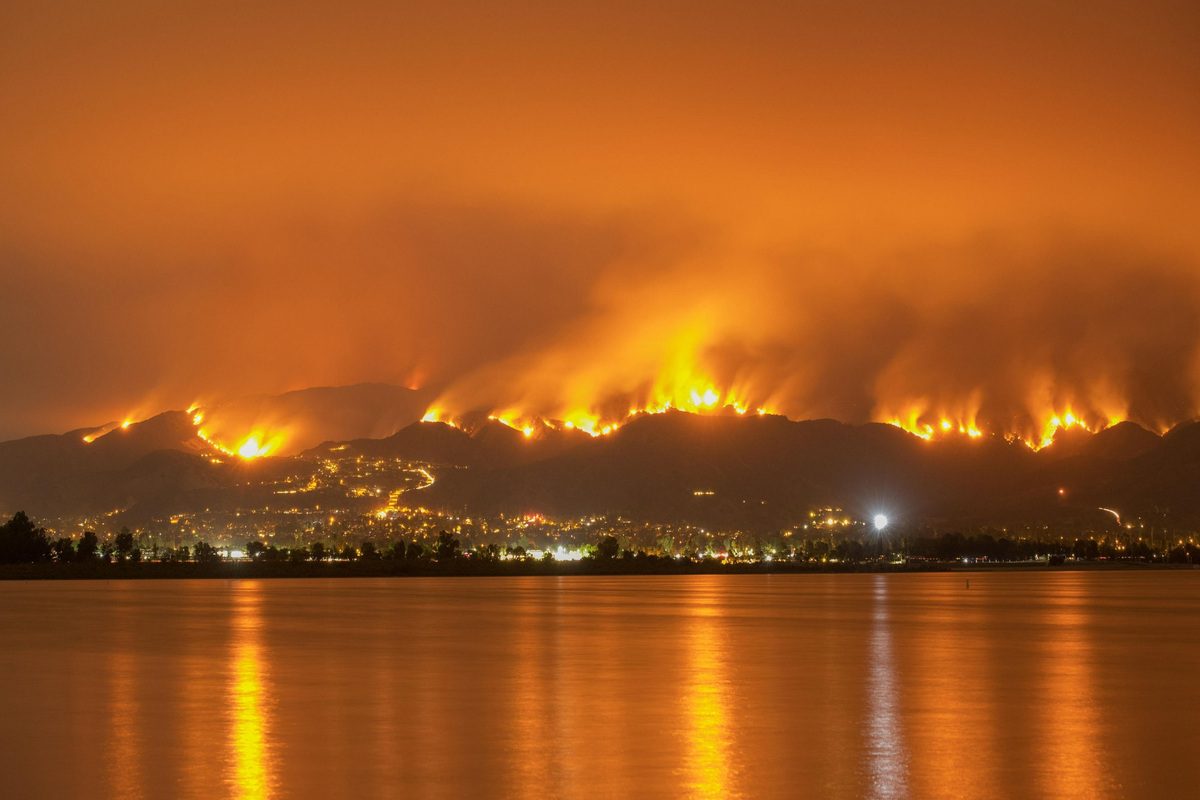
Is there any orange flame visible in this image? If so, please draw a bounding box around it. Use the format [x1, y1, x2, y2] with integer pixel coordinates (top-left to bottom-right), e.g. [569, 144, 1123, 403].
[430, 382, 1133, 452]
[191, 408, 283, 459]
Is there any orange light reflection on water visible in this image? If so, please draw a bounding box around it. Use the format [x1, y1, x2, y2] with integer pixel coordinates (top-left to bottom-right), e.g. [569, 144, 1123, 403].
[684, 597, 734, 800]
[866, 576, 908, 799]
[1038, 577, 1111, 799]
[229, 584, 275, 800]
[107, 648, 142, 800]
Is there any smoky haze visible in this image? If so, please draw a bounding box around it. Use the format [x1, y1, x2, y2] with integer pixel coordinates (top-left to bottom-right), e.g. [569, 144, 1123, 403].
[1, 1, 1198, 441]
[429, 234, 1200, 437]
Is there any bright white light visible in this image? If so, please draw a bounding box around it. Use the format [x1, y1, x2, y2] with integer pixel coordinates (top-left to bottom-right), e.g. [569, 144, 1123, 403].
[230, 549, 245, 559]
[873, 514, 889, 531]
[554, 547, 584, 561]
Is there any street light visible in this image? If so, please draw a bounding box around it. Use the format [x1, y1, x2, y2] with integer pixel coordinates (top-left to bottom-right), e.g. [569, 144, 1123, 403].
[873, 513, 889, 532]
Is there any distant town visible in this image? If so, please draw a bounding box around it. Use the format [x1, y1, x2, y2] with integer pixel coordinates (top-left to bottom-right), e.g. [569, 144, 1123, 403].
[3, 447, 1196, 575]
[5, 403, 1200, 576]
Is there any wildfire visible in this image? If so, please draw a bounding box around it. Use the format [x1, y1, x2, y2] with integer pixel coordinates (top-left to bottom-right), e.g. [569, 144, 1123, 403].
[559, 414, 619, 437]
[882, 404, 1124, 450]
[236, 436, 274, 459]
[637, 372, 756, 419]
[425, 372, 779, 441]
[885, 413, 983, 442]
[80, 420, 125, 444]
[421, 409, 463, 430]
[190, 408, 282, 460]
[420, 339, 1147, 451]
[429, 385, 1132, 454]
[195, 426, 232, 456]
[1033, 410, 1092, 449]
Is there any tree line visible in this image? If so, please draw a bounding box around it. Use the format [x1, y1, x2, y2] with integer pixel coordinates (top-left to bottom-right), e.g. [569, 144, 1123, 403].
[2, 511, 1196, 566]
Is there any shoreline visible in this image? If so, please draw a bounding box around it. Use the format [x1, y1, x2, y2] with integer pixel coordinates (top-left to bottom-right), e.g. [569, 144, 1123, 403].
[0, 559, 1193, 581]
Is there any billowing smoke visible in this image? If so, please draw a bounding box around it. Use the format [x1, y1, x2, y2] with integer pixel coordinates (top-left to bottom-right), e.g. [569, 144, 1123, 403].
[3, 0, 1197, 446]
[3, 193, 1197, 448]
[430, 230, 1200, 442]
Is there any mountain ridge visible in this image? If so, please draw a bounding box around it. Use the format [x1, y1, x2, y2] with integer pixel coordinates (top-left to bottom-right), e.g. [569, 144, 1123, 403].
[3, 389, 1198, 531]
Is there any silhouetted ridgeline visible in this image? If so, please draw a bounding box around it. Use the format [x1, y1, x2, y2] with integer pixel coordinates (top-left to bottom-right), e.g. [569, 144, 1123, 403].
[5, 410, 1200, 530]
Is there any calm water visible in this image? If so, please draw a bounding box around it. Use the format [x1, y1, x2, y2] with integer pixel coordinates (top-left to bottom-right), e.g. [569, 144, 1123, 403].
[1, 573, 1198, 799]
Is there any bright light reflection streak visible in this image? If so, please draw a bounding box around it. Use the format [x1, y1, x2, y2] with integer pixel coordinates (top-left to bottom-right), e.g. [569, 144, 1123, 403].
[685, 600, 733, 800]
[866, 576, 908, 799]
[107, 648, 141, 800]
[229, 584, 273, 800]
[1038, 578, 1106, 798]
[510, 595, 552, 799]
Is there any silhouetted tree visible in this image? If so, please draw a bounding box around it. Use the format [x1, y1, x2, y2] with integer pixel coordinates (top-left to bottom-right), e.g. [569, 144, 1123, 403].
[193, 541, 221, 563]
[0, 512, 52, 563]
[310, 542, 327, 561]
[115, 529, 135, 563]
[594, 535, 620, 560]
[337, 544, 356, 560]
[1169, 544, 1198, 564]
[434, 531, 460, 561]
[1073, 539, 1099, 560]
[246, 541, 266, 560]
[51, 537, 75, 563]
[474, 543, 501, 563]
[76, 531, 99, 562]
[405, 541, 426, 561]
[360, 541, 379, 560]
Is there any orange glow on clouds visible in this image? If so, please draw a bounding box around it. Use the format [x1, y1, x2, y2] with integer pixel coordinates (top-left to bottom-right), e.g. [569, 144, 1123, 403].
[2, 2, 1199, 444]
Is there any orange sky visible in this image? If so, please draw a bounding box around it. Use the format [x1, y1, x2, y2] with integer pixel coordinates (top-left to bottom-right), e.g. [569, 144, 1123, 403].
[1, 1, 1198, 439]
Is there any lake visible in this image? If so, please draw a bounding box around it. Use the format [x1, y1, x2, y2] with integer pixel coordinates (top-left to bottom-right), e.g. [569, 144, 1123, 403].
[1, 572, 1197, 799]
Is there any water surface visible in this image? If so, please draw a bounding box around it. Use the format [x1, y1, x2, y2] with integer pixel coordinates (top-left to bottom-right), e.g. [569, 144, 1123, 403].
[1, 573, 1197, 799]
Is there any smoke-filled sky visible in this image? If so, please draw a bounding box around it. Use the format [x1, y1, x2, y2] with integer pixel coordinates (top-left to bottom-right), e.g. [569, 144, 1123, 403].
[2, 0, 1199, 441]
